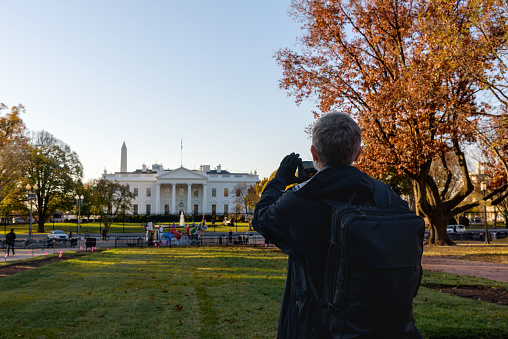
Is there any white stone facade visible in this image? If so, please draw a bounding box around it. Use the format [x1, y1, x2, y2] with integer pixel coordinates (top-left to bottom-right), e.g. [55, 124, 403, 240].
[102, 163, 259, 215]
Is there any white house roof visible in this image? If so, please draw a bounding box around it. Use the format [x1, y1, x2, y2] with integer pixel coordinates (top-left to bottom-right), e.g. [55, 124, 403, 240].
[156, 167, 208, 183]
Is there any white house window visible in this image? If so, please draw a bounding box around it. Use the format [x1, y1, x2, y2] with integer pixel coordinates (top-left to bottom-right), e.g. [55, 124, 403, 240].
[164, 204, 169, 215]
[164, 188, 169, 197]
[146, 188, 151, 197]
[212, 188, 216, 197]
[212, 204, 216, 215]
[194, 189, 199, 197]
[133, 188, 138, 197]
[224, 188, 229, 197]
[224, 204, 228, 215]
[133, 204, 138, 214]
[146, 204, 151, 215]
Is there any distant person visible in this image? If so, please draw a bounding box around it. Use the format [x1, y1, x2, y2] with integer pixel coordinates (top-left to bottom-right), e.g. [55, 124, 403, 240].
[85, 231, 89, 239]
[69, 229, 73, 239]
[6, 229, 16, 256]
[228, 229, 233, 244]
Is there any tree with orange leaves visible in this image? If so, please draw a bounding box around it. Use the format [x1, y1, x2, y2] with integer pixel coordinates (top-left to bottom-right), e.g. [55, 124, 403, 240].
[276, 0, 508, 245]
[0, 103, 27, 209]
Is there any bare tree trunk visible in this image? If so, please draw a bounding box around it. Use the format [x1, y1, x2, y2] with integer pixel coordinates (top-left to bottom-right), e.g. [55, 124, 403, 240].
[414, 180, 455, 246]
[426, 223, 455, 246]
[37, 212, 45, 233]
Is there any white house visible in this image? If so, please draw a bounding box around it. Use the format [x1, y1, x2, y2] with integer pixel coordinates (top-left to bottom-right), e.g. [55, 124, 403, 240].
[102, 143, 259, 215]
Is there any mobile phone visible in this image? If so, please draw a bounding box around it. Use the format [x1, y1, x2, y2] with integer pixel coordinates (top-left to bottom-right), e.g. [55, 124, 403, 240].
[297, 161, 317, 180]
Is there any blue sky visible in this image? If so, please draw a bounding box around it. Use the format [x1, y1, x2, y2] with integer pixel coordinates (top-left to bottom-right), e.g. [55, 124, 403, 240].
[0, 0, 317, 182]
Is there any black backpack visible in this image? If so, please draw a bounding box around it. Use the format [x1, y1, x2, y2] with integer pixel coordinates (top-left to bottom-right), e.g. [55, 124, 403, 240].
[6, 232, 14, 242]
[321, 181, 425, 338]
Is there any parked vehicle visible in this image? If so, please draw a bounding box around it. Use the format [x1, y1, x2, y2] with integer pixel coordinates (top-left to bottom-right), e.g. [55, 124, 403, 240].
[447, 225, 466, 234]
[47, 230, 69, 240]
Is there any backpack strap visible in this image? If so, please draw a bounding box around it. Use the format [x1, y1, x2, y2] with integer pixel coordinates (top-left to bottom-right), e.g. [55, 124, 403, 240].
[372, 179, 391, 208]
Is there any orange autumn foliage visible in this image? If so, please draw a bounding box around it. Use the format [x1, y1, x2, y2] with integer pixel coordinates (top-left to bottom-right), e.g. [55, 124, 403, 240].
[277, 0, 508, 245]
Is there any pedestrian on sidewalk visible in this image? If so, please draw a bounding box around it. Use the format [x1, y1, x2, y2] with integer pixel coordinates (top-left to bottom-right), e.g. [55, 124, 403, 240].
[6, 229, 16, 256]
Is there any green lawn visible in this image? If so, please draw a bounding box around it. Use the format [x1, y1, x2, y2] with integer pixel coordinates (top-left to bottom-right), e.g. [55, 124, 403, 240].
[1, 222, 253, 236]
[424, 242, 508, 264]
[0, 247, 507, 338]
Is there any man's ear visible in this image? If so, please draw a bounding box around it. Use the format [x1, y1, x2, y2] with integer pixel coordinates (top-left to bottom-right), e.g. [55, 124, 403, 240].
[311, 144, 324, 170]
[354, 147, 363, 162]
[311, 144, 319, 162]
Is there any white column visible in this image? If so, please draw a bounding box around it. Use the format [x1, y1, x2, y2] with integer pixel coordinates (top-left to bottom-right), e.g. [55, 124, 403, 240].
[187, 183, 192, 214]
[155, 183, 160, 214]
[202, 184, 207, 214]
[171, 183, 176, 214]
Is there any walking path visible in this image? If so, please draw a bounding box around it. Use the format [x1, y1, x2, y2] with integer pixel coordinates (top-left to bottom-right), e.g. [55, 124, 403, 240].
[2, 247, 83, 262]
[421, 256, 508, 283]
[2, 236, 117, 263]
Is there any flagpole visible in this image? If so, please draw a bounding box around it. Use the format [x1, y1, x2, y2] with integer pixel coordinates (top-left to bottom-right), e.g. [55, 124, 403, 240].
[180, 137, 183, 167]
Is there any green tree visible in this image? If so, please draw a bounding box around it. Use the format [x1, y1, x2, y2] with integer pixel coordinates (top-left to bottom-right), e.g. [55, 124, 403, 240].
[21, 131, 83, 232]
[74, 180, 97, 222]
[235, 179, 268, 230]
[90, 179, 134, 235]
[234, 182, 259, 215]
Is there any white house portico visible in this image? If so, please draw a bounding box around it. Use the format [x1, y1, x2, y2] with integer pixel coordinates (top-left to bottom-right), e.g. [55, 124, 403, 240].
[102, 143, 259, 216]
[155, 167, 208, 215]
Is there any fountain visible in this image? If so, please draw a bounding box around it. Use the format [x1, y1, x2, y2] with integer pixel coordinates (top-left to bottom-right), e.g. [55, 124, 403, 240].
[179, 211, 185, 226]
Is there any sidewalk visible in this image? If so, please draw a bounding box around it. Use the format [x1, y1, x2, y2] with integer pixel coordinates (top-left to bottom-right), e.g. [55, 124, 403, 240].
[2, 247, 80, 262]
[2, 237, 116, 263]
[1, 231, 259, 263]
[421, 256, 508, 283]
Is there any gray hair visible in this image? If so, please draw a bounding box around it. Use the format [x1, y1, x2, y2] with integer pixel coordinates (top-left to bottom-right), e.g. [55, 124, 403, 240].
[311, 112, 362, 166]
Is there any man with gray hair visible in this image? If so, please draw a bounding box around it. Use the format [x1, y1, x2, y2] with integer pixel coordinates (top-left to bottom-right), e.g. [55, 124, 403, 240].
[253, 112, 419, 338]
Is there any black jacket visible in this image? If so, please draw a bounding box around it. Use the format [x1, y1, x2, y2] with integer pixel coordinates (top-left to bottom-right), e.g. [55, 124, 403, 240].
[6, 231, 16, 245]
[253, 166, 406, 338]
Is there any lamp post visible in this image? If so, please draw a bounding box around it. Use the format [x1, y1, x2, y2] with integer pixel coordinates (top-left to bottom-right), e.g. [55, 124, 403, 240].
[76, 195, 84, 238]
[26, 184, 38, 240]
[481, 182, 489, 244]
